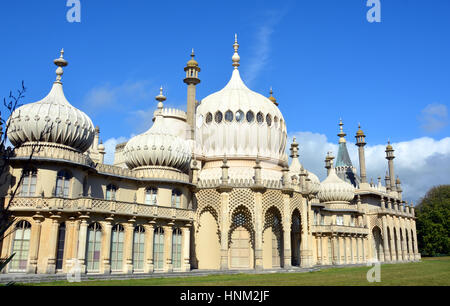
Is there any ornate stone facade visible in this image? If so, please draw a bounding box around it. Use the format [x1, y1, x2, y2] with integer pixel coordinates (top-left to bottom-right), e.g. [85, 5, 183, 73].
[0, 38, 419, 277]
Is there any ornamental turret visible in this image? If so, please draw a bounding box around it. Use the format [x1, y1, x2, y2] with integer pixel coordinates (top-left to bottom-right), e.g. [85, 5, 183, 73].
[184, 49, 200, 140]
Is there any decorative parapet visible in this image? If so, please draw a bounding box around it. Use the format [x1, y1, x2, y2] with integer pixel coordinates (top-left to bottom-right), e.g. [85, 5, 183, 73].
[312, 224, 369, 235]
[154, 108, 187, 121]
[7, 196, 194, 221]
[12, 142, 94, 168]
[197, 177, 282, 189]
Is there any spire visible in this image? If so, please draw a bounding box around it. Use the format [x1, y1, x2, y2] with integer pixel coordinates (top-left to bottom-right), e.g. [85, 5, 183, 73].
[289, 136, 299, 159]
[268, 87, 279, 106]
[232, 33, 240, 69]
[335, 119, 353, 168]
[155, 86, 166, 110]
[53, 48, 68, 83]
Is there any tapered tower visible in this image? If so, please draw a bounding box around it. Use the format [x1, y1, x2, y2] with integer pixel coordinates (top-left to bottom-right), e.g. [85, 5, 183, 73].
[184, 49, 200, 140]
[385, 140, 396, 192]
[355, 124, 367, 185]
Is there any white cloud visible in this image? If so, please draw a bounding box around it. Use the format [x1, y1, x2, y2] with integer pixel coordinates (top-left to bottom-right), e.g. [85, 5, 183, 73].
[83, 80, 154, 114]
[419, 103, 448, 133]
[288, 131, 450, 204]
[103, 136, 129, 165]
[243, 9, 287, 86]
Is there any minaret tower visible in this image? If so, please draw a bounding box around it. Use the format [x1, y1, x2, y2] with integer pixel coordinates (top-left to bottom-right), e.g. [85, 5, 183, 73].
[385, 140, 397, 192]
[355, 124, 368, 185]
[184, 49, 200, 140]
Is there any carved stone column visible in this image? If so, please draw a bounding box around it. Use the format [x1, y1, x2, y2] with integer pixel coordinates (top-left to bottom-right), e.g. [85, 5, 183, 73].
[332, 234, 339, 265]
[164, 222, 174, 272]
[28, 214, 44, 274]
[217, 187, 231, 270]
[282, 192, 292, 268]
[316, 235, 322, 265]
[143, 221, 155, 273]
[76, 217, 89, 273]
[46, 215, 61, 274]
[102, 219, 113, 274]
[124, 220, 135, 274]
[182, 224, 191, 272]
[381, 216, 390, 262]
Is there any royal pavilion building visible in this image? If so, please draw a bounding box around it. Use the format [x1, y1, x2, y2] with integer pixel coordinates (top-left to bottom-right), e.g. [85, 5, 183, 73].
[0, 37, 420, 276]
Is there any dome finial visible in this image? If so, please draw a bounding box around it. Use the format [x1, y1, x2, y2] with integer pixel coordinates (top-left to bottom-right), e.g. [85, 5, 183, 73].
[338, 118, 346, 143]
[268, 86, 278, 106]
[53, 48, 68, 83]
[155, 86, 166, 109]
[232, 33, 240, 69]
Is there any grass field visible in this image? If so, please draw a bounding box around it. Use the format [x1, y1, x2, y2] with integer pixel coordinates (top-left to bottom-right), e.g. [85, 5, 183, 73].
[28, 256, 450, 286]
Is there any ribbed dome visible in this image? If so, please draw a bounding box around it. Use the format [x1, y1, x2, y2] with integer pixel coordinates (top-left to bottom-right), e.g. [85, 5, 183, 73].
[318, 168, 355, 202]
[123, 108, 191, 172]
[7, 50, 95, 152]
[306, 170, 321, 194]
[196, 69, 287, 162]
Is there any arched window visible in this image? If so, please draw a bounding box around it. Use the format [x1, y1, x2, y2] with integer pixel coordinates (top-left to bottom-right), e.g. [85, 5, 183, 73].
[110, 224, 124, 271]
[274, 116, 279, 128]
[235, 110, 244, 122]
[246, 111, 254, 123]
[257, 112, 264, 124]
[56, 170, 72, 198]
[225, 110, 233, 122]
[266, 114, 272, 126]
[145, 187, 158, 205]
[205, 112, 213, 124]
[86, 222, 102, 272]
[133, 226, 145, 271]
[106, 184, 118, 201]
[214, 111, 223, 123]
[10, 220, 31, 272]
[20, 168, 37, 197]
[56, 222, 66, 270]
[171, 189, 182, 208]
[172, 228, 182, 269]
[153, 227, 165, 270]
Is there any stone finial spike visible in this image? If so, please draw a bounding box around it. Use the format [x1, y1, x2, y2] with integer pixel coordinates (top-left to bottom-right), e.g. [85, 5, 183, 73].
[232, 33, 240, 69]
[155, 86, 166, 109]
[53, 48, 68, 83]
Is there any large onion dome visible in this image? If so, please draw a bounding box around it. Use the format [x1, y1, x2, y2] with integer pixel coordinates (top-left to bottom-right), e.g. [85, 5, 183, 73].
[195, 35, 287, 163]
[318, 167, 355, 202]
[123, 88, 192, 172]
[7, 50, 95, 152]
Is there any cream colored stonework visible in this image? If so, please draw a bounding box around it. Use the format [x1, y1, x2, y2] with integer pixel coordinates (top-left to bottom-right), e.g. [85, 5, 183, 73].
[0, 40, 420, 277]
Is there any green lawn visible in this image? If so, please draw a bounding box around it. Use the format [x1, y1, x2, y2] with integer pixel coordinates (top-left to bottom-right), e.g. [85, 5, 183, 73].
[28, 257, 450, 286]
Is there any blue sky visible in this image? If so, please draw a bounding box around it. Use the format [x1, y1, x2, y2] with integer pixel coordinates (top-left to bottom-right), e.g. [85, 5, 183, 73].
[1, 0, 449, 202]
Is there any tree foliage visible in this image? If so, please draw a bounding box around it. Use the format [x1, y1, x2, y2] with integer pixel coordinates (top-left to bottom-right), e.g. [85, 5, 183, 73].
[416, 185, 450, 256]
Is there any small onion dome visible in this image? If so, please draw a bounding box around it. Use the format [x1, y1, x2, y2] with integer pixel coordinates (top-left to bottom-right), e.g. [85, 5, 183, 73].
[98, 141, 105, 151]
[356, 124, 365, 137]
[186, 49, 199, 67]
[123, 105, 191, 172]
[318, 168, 355, 202]
[268, 87, 278, 106]
[386, 140, 393, 151]
[7, 49, 95, 152]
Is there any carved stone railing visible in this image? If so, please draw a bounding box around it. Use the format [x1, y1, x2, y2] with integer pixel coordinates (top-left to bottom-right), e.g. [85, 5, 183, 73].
[7, 196, 194, 221]
[312, 224, 369, 235]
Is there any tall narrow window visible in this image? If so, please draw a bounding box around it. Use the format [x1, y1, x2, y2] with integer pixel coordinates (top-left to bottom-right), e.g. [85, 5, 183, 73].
[320, 213, 325, 225]
[106, 184, 118, 201]
[172, 228, 182, 269]
[153, 227, 165, 270]
[336, 215, 344, 226]
[86, 222, 102, 272]
[20, 168, 37, 196]
[171, 189, 182, 208]
[10, 220, 31, 272]
[133, 226, 145, 271]
[56, 170, 72, 198]
[55, 222, 66, 270]
[145, 187, 158, 205]
[110, 224, 124, 271]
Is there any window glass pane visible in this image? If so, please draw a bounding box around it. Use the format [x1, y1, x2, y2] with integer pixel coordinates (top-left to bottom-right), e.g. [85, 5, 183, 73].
[225, 110, 233, 122]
